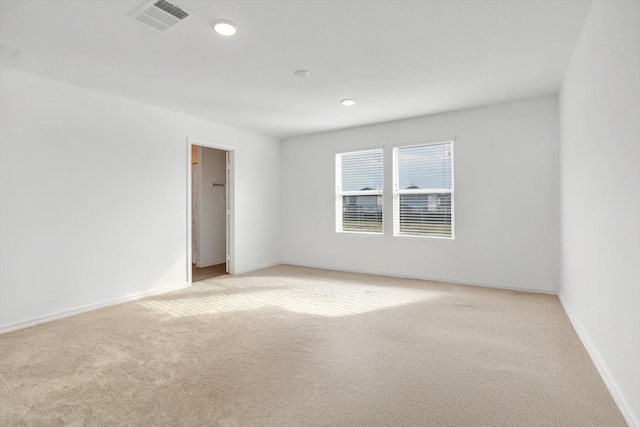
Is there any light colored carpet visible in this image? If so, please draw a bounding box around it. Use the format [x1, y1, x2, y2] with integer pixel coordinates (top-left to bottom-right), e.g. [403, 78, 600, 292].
[0, 265, 625, 426]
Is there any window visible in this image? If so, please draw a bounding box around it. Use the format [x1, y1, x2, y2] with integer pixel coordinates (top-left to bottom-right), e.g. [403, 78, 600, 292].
[393, 141, 454, 238]
[336, 148, 383, 233]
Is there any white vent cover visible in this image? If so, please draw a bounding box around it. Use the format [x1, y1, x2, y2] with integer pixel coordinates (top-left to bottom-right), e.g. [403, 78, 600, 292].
[131, 0, 190, 32]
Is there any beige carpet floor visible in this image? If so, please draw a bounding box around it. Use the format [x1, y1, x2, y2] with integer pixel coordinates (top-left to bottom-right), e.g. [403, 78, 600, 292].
[0, 265, 625, 426]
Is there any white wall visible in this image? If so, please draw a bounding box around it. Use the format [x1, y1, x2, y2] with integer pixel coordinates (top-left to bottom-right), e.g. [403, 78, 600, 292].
[282, 97, 559, 292]
[559, 0, 640, 424]
[0, 67, 281, 331]
[197, 147, 227, 267]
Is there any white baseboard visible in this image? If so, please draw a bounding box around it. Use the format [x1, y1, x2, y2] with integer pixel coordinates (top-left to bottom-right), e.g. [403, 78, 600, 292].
[195, 258, 226, 268]
[559, 295, 638, 427]
[0, 282, 190, 335]
[236, 260, 283, 275]
[280, 261, 557, 295]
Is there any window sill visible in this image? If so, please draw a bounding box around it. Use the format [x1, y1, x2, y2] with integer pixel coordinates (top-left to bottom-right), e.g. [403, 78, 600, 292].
[393, 233, 455, 240]
[336, 230, 384, 236]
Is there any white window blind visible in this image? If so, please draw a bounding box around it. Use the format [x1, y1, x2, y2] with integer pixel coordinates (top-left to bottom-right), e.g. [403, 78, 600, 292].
[336, 149, 383, 233]
[393, 141, 454, 238]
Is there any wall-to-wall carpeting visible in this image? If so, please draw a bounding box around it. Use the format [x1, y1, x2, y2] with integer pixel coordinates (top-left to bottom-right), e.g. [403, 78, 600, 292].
[0, 265, 624, 426]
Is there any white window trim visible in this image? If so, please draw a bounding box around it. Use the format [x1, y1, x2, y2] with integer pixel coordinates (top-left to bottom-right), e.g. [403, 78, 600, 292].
[392, 139, 455, 239]
[335, 147, 384, 235]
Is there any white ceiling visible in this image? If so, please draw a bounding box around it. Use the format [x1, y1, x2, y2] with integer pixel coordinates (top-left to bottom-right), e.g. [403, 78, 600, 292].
[0, 0, 591, 139]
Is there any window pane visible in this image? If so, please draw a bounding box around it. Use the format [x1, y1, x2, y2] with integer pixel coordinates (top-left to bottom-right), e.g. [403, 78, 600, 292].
[398, 143, 452, 190]
[398, 193, 452, 237]
[341, 150, 383, 192]
[342, 195, 382, 232]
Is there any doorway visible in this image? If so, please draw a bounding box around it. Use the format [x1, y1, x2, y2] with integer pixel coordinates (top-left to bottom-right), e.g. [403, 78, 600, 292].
[187, 138, 235, 284]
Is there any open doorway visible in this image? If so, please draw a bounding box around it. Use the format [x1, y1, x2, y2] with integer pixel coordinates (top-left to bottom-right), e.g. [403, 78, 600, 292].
[187, 138, 234, 284]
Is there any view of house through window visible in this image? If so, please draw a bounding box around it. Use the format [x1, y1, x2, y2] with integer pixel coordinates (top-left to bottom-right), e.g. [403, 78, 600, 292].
[335, 142, 453, 238]
[336, 148, 383, 233]
[394, 141, 454, 238]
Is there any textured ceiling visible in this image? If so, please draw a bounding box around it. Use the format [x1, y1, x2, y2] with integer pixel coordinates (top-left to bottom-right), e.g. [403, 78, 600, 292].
[0, 0, 591, 138]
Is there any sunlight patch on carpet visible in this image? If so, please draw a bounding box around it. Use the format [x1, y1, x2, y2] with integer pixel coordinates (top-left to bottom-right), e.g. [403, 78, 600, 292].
[138, 276, 441, 318]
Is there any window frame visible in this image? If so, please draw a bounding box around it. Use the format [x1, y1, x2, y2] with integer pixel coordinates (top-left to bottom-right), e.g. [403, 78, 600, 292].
[392, 139, 455, 239]
[335, 147, 384, 235]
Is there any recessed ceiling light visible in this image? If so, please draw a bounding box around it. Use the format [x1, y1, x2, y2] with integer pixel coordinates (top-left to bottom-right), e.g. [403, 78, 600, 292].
[294, 69, 309, 77]
[212, 19, 237, 36]
[341, 98, 355, 106]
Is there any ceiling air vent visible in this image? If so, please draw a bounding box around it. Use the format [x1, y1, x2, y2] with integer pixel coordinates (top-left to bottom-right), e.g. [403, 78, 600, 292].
[131, 0, 190, 33]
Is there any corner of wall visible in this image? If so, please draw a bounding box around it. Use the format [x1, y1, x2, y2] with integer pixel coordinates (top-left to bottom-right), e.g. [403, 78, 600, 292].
[559, 296, 639, 427]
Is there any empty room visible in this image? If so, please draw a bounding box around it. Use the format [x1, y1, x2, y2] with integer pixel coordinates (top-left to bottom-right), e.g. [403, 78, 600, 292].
[0, 0, 638, 426]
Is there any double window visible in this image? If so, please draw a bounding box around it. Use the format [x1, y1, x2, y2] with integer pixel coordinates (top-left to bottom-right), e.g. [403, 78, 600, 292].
[336, 140, 454, 238]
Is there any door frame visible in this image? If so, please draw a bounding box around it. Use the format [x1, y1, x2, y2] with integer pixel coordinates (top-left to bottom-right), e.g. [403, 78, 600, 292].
[186, 137, 235, 284]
